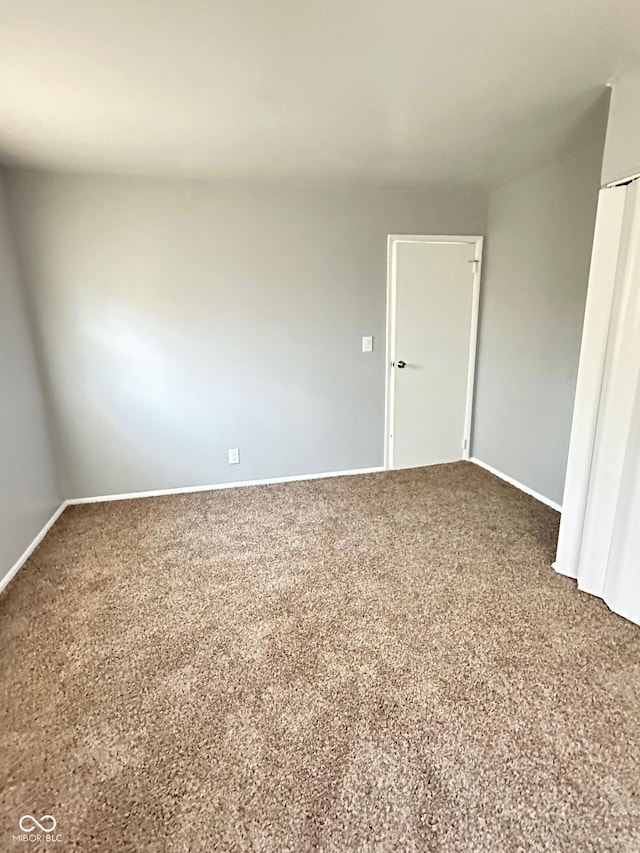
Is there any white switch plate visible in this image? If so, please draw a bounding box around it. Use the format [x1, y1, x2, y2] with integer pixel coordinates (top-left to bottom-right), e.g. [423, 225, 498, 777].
[228, 448, 240, 464]
[362, 335, 373, 352]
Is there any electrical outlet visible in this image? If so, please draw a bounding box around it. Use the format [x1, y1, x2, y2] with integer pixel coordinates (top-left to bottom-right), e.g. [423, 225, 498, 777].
[228, 448, 240, 464]
[362, 335, 373, 352]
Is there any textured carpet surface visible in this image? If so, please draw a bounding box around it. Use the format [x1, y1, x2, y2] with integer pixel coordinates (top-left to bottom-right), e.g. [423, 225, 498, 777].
[1, 462, 639, 852]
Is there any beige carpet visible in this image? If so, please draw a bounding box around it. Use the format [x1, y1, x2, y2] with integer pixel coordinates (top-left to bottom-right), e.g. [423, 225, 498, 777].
[1, 462, 639, 851]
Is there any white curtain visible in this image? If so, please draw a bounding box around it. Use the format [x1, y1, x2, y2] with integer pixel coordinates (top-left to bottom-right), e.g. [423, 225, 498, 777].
[554, 179, 640, 626]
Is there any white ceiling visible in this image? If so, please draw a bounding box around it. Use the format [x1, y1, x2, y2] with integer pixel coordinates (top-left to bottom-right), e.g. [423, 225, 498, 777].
[0, 0, 639, 187]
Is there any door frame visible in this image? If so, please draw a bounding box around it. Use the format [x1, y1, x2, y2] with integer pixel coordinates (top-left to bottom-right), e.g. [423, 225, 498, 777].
[384, 234, 484, 470]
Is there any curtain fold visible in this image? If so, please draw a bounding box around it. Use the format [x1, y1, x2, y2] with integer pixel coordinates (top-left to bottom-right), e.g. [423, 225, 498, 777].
[605, 375, 640, 624]
[554, 185, 627, 580]
[555, 179, 640, 627]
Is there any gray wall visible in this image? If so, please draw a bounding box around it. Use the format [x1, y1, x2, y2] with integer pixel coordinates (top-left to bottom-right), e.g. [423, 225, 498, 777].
[472, 115, 607, 505]
[6, 172, 486, 498]
[0, 172, 61, 581]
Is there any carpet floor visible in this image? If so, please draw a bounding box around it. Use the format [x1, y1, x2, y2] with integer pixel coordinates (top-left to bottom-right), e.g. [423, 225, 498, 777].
[1, 462, 639, 852]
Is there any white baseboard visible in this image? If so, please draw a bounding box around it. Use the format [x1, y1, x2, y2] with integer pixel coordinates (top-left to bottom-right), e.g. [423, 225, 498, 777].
[67, 466, 386, 505]
[0, 501, 68, 595]
[470, 457, 562, 512]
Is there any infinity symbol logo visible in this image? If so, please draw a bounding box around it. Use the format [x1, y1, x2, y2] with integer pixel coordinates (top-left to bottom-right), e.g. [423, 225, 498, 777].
[19, 814, 57, 833]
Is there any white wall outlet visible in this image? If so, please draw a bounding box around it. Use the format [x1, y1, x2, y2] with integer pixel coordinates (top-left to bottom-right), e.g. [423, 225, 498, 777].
[228, 448, 240, 464]
[362, 335, 373, 353]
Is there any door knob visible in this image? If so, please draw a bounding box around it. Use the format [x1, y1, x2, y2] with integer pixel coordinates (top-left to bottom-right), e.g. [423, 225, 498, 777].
[396, 360, 406, 369]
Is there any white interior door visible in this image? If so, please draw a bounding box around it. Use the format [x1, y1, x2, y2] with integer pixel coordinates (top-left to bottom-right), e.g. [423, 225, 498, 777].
[387, 237, 480, 470]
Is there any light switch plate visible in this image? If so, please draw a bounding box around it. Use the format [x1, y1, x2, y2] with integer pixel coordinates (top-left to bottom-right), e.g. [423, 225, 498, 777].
[362, 336, 373, 353]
